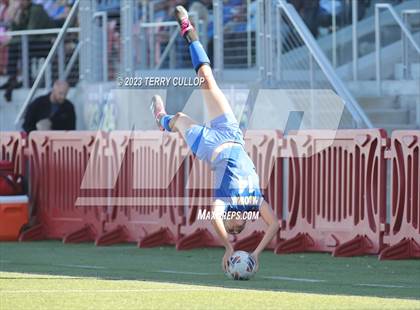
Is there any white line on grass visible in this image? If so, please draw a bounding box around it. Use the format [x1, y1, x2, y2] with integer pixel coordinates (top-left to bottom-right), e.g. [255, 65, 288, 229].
[156, 271, 327, 283]
[54, 264, 106, 270]
[356, 284, 409, 289]
[0, 288, 227, 294]
[157, 269, 214, 276]
[262, 276, 326, 283]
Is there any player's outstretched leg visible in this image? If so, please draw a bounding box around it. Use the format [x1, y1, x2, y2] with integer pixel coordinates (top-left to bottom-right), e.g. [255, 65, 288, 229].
[175, 5, 234, 121]
[150, 95, 197, 141]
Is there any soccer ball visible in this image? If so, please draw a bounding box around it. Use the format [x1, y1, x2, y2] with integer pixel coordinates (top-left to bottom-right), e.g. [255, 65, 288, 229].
[226, 250, 257, 280]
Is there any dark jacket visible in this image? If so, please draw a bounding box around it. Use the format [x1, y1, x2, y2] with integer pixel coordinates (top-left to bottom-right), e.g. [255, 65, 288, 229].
[287, 0, 320, 11]
[22, 93, 76, 133]
[11, 4, 56, 30]
[11, 4, 56, 44]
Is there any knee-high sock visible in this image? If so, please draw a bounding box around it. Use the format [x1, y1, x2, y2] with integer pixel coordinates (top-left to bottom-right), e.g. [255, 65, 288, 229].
[160, 115, 174, 132]
[189, 40, 210, 72]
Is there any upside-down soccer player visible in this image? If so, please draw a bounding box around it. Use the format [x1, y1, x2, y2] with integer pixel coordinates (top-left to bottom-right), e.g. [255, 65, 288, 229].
[150, 6, 279, 272]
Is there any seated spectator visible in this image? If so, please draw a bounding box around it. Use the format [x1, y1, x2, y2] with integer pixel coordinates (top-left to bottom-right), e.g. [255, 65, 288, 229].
[223, 3, 248, 67]
[41, 0, 71, 26]
[22, 80, 76, 132]
[288, 0, 320, 38]
[0, 0, 10, 75]
[0, 0, 8, 27]
[222, 0, 242, 26]
[318, 0, 371, 34]
[96, 0, 119, 13]
[224, 5, 246, 33]
[0, 0, 56, 102]
[318, 0, 345, 30]
[154, 0, 170, 67]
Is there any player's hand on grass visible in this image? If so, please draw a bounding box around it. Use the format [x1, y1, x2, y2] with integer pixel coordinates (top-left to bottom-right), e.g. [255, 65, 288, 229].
[250, 251, 259, 272]
[222, 247, 234, 272]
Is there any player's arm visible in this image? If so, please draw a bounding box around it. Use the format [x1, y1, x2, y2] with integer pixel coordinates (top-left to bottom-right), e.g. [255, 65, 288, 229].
[211, 201, 234, 271]
[251, 200, 280, 270]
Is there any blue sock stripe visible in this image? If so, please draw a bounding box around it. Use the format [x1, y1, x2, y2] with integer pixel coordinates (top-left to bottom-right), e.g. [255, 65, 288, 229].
[189, 41, 210, 72]
[160, 115, 174, 132]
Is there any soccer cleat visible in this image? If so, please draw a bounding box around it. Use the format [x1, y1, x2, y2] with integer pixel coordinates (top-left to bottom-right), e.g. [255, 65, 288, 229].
[174, 5, 198, 44]
[150, 95, 166, 131]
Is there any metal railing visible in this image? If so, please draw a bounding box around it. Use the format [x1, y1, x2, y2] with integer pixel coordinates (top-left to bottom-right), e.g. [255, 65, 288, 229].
[375, 3, 420, 94]
[401, 9, 420, 80]
[155, 26, 179, 70]
[4, 27, 80, 88]
[14, 0, 81, 125]
[213, 0, 223, 76]
[277, 0, 373, 129]
[79, 0, 116, 83]
[256, 0, 265, 81]
[64, 41, 82, 80]
[351, 0, 358, 81]
[93, 11, 109, 82]
[121, 0, 134, 75]
[284, 0, 418, 82]
[12, 0, 115, 125]
[118, 0, 256, 75]
[134, 9, 204, 71]
[222, 1, 256, 69]
[139, 20, 179, 70]
[328, 0, 365, 70]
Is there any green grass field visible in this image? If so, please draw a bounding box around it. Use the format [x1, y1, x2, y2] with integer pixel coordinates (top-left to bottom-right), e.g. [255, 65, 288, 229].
[1, 242, 419, 309]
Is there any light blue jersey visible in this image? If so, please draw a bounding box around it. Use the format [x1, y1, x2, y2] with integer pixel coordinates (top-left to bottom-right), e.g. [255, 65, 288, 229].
[212, 146, 263, 212]
[185, 113, 263, 211]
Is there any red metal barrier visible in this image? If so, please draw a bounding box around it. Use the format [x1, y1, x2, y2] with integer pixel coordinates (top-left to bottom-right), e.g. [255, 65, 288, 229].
[97, 131, 185, 247]
[0, 132, 28, 240]
[20, 131, 108, 242]
[380, 131, 420, 260]
[18, 129, 420, 260]
[177, 130, 282, 251]
[276, 129, 388, 256]
[176, 149, 216, 250]
[0, 132, 26, 175]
